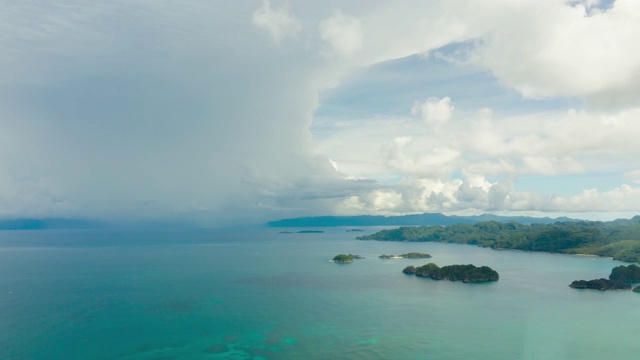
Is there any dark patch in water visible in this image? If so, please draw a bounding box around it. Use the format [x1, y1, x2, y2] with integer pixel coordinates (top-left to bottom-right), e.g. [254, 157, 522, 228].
[203, 343, 229, 354]
[224, 335, 240, 343]
[237, 345, 273, 358]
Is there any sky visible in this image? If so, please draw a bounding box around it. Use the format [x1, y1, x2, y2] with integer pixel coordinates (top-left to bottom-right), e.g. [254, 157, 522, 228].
[1, 0, 640, 225]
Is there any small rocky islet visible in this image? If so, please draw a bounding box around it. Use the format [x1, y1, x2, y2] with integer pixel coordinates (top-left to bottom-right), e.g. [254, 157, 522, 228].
[403, 263, 499, 283]
[332, 254, 364, 263]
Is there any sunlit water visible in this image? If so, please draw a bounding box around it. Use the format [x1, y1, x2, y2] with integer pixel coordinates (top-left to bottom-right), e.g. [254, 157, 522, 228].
[1, 227, 639, 359]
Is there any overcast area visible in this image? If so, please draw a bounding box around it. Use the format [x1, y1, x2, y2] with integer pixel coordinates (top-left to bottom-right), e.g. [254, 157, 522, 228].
[1, 0, 639, 225]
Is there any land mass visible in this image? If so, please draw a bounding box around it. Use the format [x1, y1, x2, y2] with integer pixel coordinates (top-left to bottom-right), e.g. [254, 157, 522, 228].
[332, 254, 364, 263]
[357, 217, 640, 263]
[570, 264, 640, 291]
[569, 279, 631, 291]
[268, 213, 575, 227]
[403, 263, 499, 282]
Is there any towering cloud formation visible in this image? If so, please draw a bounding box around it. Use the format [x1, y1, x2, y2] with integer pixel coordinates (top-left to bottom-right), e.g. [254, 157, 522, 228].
[0, 0, 639, 224]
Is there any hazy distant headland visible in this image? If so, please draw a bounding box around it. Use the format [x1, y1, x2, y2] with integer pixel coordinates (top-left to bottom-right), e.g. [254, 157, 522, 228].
[268, 213, 575, 227]
[358, 216, 640, 263]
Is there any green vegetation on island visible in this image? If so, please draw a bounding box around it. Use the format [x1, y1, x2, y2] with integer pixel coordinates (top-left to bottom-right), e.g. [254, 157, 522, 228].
[569, 279, 630, 291]
[379, 252, 432, 259]
[298, 230, 324, 233]
[357, 217, 640, 262]
[332, 254, 364, 263]
[403, 263, 499, 283]
[609, 264, 640, 282]
[570, 264, 640, 291]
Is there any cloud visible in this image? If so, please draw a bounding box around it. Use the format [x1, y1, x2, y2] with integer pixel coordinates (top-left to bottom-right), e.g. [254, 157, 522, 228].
[462, 0, 640, 107]
[384, 137, 461, 177]
[316, 87, 640, 215]
[320, 10, 364, 57]
[412, 97, 454, 125]
[252, 0, 301, 44]
[0, 1, 343, 225]
[624, 169, 640, 184]
[1, 0, 640, 225]
[552, 185, 640, 212]
[338, 175, 640, 215]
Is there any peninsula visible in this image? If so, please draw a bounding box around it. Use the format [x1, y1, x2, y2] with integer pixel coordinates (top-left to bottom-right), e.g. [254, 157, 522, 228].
[358, 217, 640, 263]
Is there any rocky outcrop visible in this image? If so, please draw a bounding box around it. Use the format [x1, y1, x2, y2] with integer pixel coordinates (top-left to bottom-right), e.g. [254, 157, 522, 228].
[609, 264, 640, 283]
[570, 264, 640, 291]
[402, 266, 416, 274]
[569, 279, 631, 291]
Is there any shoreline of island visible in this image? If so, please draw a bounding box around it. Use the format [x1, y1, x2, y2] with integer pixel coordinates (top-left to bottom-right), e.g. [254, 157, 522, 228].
[356, 217, 640, 264]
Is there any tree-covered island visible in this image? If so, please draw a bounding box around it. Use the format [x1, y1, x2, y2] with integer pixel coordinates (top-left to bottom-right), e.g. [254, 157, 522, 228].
[357, 217, 640, 262]
[379, 252, 432, 259]
[570, 264, 640, 291]
[403, 263, 499, 283]
[332, 254, 364, 263]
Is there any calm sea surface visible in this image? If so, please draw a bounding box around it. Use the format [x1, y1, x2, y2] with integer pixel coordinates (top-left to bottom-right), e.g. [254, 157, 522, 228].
[1, 227, 639, 360]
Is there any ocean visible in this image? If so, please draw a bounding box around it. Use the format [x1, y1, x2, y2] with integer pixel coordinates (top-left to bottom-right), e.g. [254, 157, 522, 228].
[1, 227, 638, 359]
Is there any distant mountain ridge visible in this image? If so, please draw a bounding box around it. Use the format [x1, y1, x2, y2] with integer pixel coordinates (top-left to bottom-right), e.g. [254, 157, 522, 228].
[267, 213, 577, 227]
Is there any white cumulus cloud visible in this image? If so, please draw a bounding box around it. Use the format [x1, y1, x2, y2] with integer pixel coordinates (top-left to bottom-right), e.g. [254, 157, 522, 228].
[412, 97, 454, 125]
[320, 10, 364, 57]
[252, 0, 301, 44]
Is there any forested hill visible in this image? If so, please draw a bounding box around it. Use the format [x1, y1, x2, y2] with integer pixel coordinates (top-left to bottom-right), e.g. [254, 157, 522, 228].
[356, 216, 640, 263]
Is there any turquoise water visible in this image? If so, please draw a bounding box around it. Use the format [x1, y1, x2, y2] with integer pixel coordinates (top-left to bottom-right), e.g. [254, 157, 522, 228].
[1, 227, 639, 359]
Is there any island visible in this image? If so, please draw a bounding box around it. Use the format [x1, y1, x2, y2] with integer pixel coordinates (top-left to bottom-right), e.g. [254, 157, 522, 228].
[346, 229, 364, 232]
[379, 252, 432, 259]
[403, 263, 499, 283]
[570, 264, 640, 291]
[609, 264, 640, 283]
[332, 254, 364, 263]
[297, 230, 324, 234]
[357, 217, 640, 263]
[569, 279, 630, 291]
